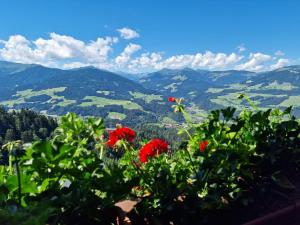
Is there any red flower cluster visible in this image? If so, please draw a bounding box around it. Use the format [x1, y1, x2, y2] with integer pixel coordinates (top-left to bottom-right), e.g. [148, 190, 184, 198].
[107, 127, 136, 148]
[139, 139, 169, 163]
[199, 140, 209, 153]
[168, 97, 176, 102]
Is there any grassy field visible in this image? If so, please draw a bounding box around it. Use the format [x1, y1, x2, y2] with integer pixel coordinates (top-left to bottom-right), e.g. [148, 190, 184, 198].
[186, 103, 208, 122]
[0, 87, 76, 108]
[161, 116, 177, 124]
[206, 81, 297, 94]
[129, 91, 162, 103]
[79, 96, 143, 110]
[207, 80, 295, 110]
[107, 112, 127, 120]
[280, 95, 300, 107]
[210, 92, 245, 108]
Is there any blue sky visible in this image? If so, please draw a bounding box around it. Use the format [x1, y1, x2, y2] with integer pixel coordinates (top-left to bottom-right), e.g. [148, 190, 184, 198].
[0, 0, 299, 72]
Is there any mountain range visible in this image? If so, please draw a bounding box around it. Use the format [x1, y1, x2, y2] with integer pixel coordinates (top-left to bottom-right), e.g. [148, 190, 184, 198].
[0, 61, 300, 126]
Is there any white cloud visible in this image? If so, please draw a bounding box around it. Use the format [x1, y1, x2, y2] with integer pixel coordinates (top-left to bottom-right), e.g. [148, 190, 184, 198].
[270, 58, 290, 70]
[235, 52, 272, 71]
[0, 35, 40, 64]
[275, 50, 285, 56]
[128, 51, 242, 71]
[34, 33, 85, 59]
[62, 62, 90, 69]
[0, 33, 118, 69]
[83, 36, 118, 64]
[115, 43, 141, 66]
[128, 52, 163, 71]
[191, 52, 243, 69]
[117, 27, 140, 40]
[0, 32, 294, 72]
[237, 43, 246, 52]
[160, 54, 194, 69]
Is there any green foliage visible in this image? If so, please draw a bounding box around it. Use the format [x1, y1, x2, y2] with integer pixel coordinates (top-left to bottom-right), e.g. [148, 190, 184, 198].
[0, 101, 299, 224]
[0, 202, 54, 225]
[133, 123, 183, 150]
[118, 102, 300, 224]
[20, 113, 122, 224]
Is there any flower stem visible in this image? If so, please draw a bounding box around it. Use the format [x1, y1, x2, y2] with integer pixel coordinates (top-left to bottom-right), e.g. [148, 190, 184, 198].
[182, 110, 193, 125]
[184, 148, 201, 183]
[179, 105, 201, 182]
[9, 154, 13, 175]
[99, 145, 104, 160]
[15, 154, 22, 205]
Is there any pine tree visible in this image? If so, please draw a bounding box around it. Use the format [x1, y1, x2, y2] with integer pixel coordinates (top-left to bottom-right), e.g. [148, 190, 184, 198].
[4, 129, 15, 143]
[0, 107, 58, 146]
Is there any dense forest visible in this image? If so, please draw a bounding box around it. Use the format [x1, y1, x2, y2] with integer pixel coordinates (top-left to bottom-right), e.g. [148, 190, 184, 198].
[0, 106, 179, 149]
[133, 123, 183, 149]
[0, 107, 58, 146]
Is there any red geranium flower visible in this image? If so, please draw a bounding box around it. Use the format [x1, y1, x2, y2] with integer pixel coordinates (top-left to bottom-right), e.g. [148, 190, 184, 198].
[199, 140, 209, 153]
[168, 97, 176, 102]
[107, 127, 136, 148]
[139, 139, 169, 163]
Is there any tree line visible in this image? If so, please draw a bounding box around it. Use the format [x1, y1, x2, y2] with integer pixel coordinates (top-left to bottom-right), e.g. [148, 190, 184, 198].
[0, 106, 183, 154]
[0, 107, 58, 146]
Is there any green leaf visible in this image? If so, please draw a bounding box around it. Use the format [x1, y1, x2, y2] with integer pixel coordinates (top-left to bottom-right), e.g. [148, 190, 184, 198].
[10, 173, 38, 195]
[6, 175, 18, 192]
[283, 106, 293, 115]
[226, 132, 236, 139]
[32, 141, 54, 160]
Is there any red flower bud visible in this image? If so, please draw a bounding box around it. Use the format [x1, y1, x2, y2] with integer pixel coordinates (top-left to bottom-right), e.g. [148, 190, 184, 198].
[168, 97, 176, 102]
[199, 140, 209, 153]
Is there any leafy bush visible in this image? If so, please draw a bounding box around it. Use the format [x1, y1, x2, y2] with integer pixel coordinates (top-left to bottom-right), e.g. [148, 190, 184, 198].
[0, 96, 299, 225]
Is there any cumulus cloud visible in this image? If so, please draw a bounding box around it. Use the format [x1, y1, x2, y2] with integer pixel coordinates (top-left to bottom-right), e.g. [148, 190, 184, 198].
[270, 58, 290, 70]
[0, 35, 40, 64]
[235, 52, 272, 71]
[128, 51, 242, 71]
[0, 33, 118, 69]
[191, 52, 243, 69]
[115, 43, 141, 66]
[128, 52, 163, 71]
[117, 27, 140, 39]
[0, 32, 293, 72]
[34, 33, 85, 59]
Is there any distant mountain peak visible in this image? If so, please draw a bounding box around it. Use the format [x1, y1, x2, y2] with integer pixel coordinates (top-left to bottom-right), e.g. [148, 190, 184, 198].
[69, 66, 101, 71]
[276, 65, 300, 71]
[0, 60, 39, 74]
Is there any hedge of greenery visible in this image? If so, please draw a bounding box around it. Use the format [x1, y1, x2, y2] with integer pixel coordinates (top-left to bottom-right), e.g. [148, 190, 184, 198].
[0, 96, 299, 225]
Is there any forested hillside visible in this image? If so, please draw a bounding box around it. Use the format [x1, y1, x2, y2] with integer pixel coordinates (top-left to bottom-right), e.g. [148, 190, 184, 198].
[0, 107, 57, 146]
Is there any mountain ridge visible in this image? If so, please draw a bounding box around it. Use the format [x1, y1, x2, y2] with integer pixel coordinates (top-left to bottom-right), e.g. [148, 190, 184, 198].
[0, 61, 171, 126]
[0, 60, 300, 124]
